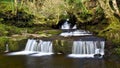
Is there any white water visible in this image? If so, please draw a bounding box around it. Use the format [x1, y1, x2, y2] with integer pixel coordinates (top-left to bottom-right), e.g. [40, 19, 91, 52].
[4, 44, 9, 52]
[68, 41, 105, 58]
[61, 21, 71, 29]
[72, 25, 77, 29]
[7, 39, 53, 56]
[61, 19, 77, 29]
[60, 19, 91, 37]
[31, 40, 53, 56]
[25, 39, 37, 51]
[60, 30, 92, 37]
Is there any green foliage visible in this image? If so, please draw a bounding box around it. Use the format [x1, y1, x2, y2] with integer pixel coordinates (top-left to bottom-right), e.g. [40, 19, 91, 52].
[113, 42, 120, 56]
[0, 24, 22, 36]
[38, 30, 62, 37]
[114, 46, 120, 56]
[8, 39, 26, 51]
[99, 27, 120, 45]
[1, 10, 34, 27]
[53, 40, 72, 54]
[0, 36, 27, 52]
[0, 0, 13, 2]
[5, 25, 21, 35]
[0, 1, 13, 13]
[0, 36, 8, 52]
[0, 2, 34, 27]
[0, 25, 8, 36]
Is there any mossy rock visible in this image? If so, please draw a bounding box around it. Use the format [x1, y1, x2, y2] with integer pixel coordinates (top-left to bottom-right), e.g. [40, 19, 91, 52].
[0, 36, 27, 53]
[38, 30, 62, 37]
[53, 40, 72, 54]
[0, 36, 8, 52]
[8, 39, 27, 51]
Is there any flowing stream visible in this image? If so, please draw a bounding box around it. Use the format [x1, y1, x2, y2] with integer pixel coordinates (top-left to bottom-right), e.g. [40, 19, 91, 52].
[7, 39, 53, 56]
[1, 19, 112, 68]
[68, 41, 105, 58]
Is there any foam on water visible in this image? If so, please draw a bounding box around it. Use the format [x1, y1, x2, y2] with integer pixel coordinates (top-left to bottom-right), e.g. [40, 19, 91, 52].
[68, 54, 94, 58]
[7, 51, 37, 55]
[31, 52, 53, 56]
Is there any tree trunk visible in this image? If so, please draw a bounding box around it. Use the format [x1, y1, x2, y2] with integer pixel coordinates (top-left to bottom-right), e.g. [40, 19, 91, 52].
[98, 0, 120, 29]
[112, 0, 120, 16]
[14, 0, 18, 15]
[20, 0, 24, 9]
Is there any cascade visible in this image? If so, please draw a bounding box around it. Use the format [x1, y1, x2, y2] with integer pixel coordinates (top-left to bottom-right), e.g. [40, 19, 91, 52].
[60, 19, 105, 58]
[7, 39, 53, 56]
[60, 19, 91, 37]
[31, 40, 53, 56]
[68, 40, 105, 58]
[7, 19, 105, 58]
[38, 41, 53, 53]
[25, 39, 37, 51]
[72, 25, 77, 29]
[61, 21, 70, 29]
[24, 39, 52, 53]
[61, 19, 77, 29]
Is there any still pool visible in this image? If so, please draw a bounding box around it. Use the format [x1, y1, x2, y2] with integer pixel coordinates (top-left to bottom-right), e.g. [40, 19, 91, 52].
[0, 54, 120, 68]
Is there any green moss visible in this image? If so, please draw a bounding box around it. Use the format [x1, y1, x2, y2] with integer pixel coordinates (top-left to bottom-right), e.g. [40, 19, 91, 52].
[0, 24, 21, 36]
[0, 0, 21, 13]
[0, 36, 8, 52]
[53, 40, 72, 54]
[0, 36, 27, 53]
[114, 47, 120, 55]
[0, 25, 8, 36]
[38, 30, 62, 37]
[8, 39, 27, 51]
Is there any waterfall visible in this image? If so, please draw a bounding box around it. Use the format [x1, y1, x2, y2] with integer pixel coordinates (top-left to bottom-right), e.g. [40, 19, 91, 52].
[61, 19, 77, 29]
[7, 39, 53, 56]
[60, 30, 92, 37]
[60, 19, 91, 37]
[25, 39, 37, 51]
[72, 25, 77, 29]
[24, 39, 33, 51]
[37, 40, 53, 53]
[29, 40, 53, 56]
[24, 39, 53, 53]
[5, 44, 9, 52]
[61, 21, 70, 29]
[69, 41, 105, 58]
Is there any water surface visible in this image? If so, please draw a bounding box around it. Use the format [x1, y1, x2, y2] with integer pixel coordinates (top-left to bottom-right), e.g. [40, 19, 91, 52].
[0, 54, 120, 68]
